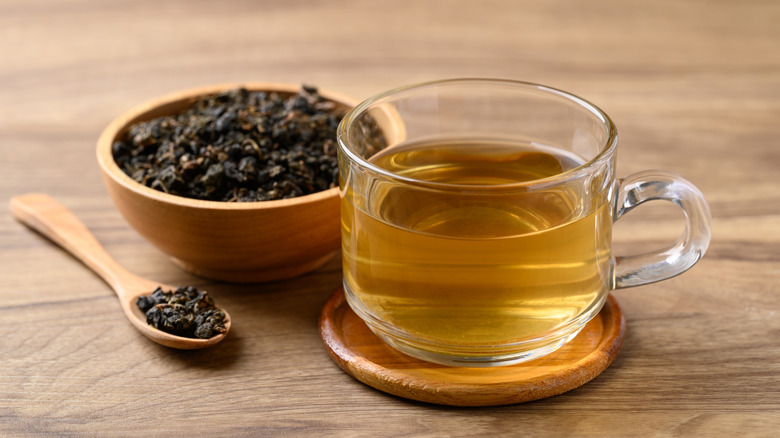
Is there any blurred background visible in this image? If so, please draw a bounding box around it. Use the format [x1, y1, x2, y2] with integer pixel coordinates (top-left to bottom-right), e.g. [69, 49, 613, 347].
[1, 0, 778, 435]
[3, 0, 777, 203]
[4, 0, 777, 259]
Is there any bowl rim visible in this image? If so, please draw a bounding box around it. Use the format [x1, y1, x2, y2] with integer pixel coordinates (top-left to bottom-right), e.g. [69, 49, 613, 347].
[97, 82, 358, 210]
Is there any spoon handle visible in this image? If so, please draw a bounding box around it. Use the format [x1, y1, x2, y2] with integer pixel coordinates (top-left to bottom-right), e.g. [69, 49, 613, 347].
[10, 193, 150, 300]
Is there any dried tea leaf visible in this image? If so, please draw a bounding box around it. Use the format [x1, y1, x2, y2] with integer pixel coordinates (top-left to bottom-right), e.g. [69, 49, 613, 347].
[112, 86, 384, 202]
[137, 286, 227, 339]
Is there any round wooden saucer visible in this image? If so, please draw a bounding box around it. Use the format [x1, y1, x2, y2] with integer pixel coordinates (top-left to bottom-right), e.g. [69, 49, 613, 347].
[319, 287, 626, 406]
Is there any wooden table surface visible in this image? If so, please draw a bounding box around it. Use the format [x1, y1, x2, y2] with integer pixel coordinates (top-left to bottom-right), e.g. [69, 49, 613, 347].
[2, 0, 778, 436]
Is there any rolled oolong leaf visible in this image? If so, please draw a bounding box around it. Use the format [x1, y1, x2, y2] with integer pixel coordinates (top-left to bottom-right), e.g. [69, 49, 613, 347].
[137, 286, 227, 339]
[112, 86, 363, 202]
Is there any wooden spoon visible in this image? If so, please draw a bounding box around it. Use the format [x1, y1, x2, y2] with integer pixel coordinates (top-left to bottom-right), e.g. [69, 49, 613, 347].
[10, 193, 231, 349]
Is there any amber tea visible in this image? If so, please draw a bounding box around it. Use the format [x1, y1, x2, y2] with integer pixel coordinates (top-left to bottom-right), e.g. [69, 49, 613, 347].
[338, 79, 711, 367]
[342, 139, 613, 357]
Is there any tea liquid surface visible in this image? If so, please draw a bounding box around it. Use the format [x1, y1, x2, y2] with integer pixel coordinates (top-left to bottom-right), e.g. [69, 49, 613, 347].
[341, 139, 613, 347]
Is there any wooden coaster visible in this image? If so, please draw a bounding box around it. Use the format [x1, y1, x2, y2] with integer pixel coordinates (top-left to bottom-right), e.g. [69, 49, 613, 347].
[319, 287, 626, 406]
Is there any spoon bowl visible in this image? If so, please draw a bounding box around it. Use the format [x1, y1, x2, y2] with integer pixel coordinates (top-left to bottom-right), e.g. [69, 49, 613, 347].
[10, 193, 230, 350]
[117, 277, 231, 350]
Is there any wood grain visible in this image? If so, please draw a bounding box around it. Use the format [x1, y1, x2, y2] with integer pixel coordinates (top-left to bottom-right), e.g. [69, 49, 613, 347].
[10, 193, 230, 349]
[1, 0, 779, 436]
[96, 83, 358, 283]
[319, 288, 626, 406]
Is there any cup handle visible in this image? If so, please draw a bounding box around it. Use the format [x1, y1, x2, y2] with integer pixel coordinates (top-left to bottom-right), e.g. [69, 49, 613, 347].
[613, 170, 712, 289]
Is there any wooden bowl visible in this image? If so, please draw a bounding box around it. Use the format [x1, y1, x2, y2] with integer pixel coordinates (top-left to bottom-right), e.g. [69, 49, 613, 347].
[96, 83, 359, 283]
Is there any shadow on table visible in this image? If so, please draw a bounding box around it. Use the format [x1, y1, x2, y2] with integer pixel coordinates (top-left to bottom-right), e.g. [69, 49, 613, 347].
[142, 256, 342, 371]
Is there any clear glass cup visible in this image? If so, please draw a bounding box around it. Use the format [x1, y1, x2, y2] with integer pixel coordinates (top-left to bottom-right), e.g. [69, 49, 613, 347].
[337, 79, 711, 367]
